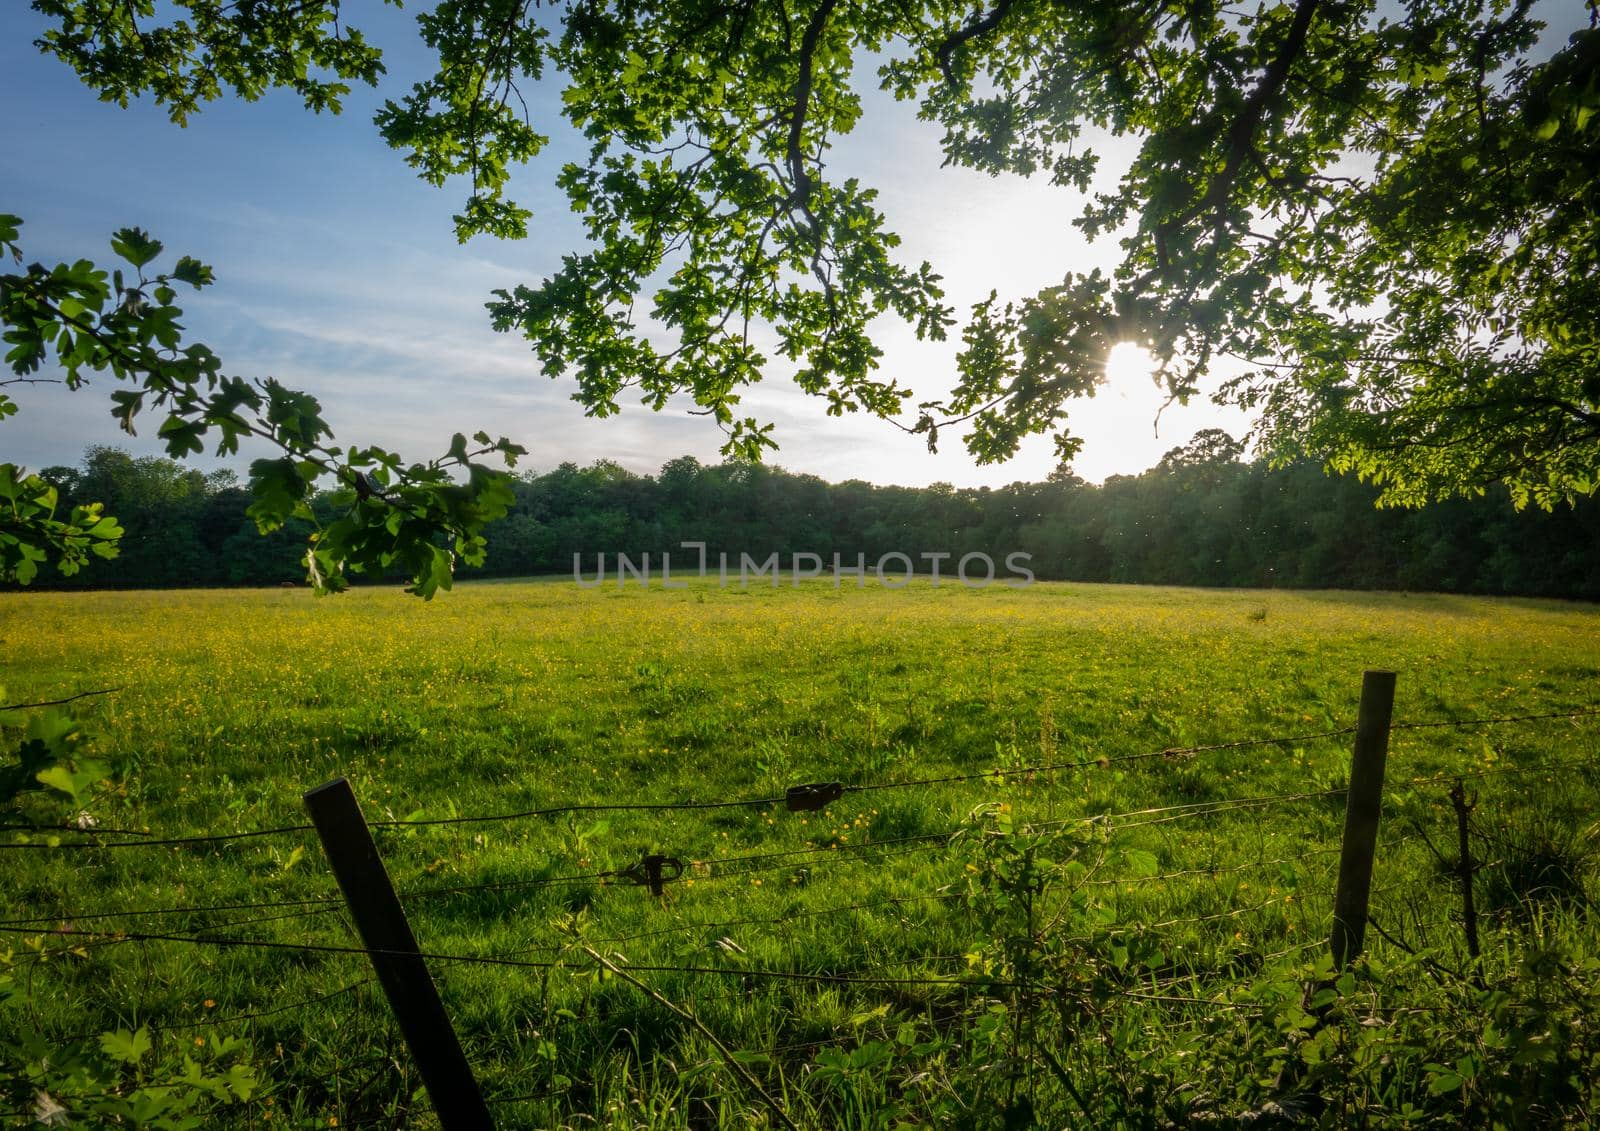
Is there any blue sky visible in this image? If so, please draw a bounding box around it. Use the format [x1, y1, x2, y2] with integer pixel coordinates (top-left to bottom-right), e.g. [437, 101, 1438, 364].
[1, 5, 1249, 488]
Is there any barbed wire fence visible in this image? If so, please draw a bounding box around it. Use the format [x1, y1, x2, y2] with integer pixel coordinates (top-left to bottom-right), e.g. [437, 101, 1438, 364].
[2, 679, 1596, 1127]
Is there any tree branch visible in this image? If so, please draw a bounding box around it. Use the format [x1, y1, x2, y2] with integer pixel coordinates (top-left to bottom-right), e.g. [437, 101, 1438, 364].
[786, 0, 838, 208]
[1205, 0, 1323, 219]
[0, 688, 121, 713]
[935, 0, 1020, 88]
[1148, 0, 1324, 264]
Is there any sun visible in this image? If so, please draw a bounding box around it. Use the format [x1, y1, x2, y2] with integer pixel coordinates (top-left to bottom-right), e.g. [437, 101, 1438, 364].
[1103, 342, 1158, 390]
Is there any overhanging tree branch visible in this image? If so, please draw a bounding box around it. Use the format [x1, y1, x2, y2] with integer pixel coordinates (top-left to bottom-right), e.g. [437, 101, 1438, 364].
[786, 0, 838, 209]
[935, 0, 1020, 87]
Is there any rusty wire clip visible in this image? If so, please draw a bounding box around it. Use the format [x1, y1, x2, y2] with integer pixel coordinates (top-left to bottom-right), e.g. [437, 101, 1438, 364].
[610, 852, 684, 896]
[785, 781, 845, 812]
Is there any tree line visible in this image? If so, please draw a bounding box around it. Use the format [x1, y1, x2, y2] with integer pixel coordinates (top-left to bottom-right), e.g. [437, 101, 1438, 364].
[18, 436, 1600, 600]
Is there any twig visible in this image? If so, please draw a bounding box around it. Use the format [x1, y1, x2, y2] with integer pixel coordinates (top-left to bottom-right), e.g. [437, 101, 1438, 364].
[0, 687, 122, 712]
[1366, 913, 1462, 984]
[581, 945, 801, 1131]
[1449, 781, 1485, 988]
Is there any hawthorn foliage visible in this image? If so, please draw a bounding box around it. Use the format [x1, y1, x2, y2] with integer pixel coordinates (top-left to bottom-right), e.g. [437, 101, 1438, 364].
[1, 216, 524, 595]
[7, 0, 1599, 587]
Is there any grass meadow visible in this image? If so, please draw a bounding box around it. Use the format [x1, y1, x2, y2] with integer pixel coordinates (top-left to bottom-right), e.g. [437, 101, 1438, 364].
[3, 579, 1599, 1127]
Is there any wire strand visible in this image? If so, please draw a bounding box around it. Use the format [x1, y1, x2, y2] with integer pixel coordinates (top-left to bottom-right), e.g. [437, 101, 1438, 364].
[10, 708, 1592, 850]
[0, 892, 344, 928]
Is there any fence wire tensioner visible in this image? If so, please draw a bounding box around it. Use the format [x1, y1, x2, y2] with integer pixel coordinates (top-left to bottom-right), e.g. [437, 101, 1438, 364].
[607, 852, 685, 896]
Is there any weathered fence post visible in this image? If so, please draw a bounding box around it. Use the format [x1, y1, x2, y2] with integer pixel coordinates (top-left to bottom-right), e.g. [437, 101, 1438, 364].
[1329, 670, 1397, 969]
[304, 777, 494, 1130]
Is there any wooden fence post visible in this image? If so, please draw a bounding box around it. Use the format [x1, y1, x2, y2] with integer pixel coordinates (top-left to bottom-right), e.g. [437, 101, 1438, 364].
[304, 777, 494, 1130]
[1329, 670, 1397, 969]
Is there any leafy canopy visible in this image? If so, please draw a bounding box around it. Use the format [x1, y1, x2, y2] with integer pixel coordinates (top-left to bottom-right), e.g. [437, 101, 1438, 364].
[1, 214, 525, 595]
[17, 0, 1600, 523]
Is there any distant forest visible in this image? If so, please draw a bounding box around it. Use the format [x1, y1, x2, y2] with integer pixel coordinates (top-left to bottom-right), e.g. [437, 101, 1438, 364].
[17, 436, 1600, 599]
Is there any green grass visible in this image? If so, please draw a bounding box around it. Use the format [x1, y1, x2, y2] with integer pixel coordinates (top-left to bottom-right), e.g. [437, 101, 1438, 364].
[2, 579, 1598, 1127]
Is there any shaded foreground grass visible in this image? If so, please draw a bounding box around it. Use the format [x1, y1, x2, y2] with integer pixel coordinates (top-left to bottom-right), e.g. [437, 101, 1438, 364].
[2, 579, 1598, 1127]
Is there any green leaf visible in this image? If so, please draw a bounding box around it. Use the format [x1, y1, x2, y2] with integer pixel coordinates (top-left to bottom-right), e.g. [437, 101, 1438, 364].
[1427, 1071, 1463, 1096]
[110, 227, 163, 268]
[1118, 848, 1160, 877]
[99, 1026, 153, 1064]
[170, 255, 215, 288]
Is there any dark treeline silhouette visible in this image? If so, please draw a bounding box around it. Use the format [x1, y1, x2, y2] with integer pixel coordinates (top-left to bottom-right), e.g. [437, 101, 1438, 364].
[20, 436, 1600, 599]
